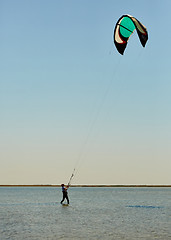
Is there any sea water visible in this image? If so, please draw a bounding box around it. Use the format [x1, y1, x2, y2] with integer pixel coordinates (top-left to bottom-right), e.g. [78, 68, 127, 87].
[0, 187, 171, 240]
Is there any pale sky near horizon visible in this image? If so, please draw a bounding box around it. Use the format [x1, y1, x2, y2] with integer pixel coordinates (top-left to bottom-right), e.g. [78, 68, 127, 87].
[0, 0, 171, 185]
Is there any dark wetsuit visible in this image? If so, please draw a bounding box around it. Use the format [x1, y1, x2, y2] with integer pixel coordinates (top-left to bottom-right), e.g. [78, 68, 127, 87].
[61, 186, 69, 204]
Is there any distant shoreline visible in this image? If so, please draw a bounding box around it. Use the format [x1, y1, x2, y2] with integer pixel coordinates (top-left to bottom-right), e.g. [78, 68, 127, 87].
[0, 185, 171, 187]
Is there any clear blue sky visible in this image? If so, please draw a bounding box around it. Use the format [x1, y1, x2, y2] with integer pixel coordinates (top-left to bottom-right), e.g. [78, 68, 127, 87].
[0, 0, 171, 185]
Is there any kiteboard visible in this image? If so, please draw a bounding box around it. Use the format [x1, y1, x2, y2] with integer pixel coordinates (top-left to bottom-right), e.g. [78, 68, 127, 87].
[62, 203, 69, 207]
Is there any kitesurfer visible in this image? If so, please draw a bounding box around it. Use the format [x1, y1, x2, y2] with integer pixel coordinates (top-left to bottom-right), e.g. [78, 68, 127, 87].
[60, 184, 69, 204]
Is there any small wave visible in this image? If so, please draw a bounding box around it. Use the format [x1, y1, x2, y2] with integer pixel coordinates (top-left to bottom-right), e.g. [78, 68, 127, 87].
[0, 202, 57, 207]
[126, 205, 163, 209]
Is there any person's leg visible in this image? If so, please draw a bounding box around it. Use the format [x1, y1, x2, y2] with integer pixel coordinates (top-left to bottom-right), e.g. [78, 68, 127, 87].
[66, 195, 69, 204]
[61, 193, 65, 204]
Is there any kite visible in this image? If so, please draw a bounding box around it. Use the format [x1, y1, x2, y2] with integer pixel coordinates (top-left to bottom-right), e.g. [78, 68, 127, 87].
[114, 15, 148, 55]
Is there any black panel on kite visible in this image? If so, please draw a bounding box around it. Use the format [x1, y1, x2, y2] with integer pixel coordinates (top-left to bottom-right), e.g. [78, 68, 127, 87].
[114, 15, 148, 55]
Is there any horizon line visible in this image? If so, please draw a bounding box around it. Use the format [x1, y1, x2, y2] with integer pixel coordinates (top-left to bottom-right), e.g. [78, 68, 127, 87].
[0, 184, 171, 187]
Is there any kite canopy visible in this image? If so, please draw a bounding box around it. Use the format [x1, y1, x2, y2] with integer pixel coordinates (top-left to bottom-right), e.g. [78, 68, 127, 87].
[114, 15, 148, 55]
